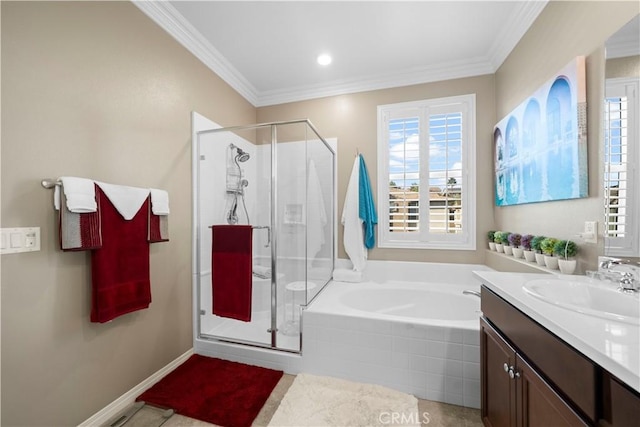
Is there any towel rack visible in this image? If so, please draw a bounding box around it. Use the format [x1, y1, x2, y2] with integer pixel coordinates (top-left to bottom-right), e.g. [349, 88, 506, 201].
[41, 179, 61, 189]
[209, 225, 271, 247]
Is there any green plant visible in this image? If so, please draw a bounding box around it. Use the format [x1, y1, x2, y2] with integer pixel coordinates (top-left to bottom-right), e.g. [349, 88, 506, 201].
[495, 231, 510, 244]
[530, 235, 546, 253]
[493, 231, 502, 243]
[540, 237, 559, 256]
[487, 230, 496, 242]
[553, 240, 578, 259]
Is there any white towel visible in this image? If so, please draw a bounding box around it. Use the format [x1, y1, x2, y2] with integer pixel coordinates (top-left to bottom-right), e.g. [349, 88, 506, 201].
[56, 177, 97, 213]
[342, 156, 367, 272]
[96, 182, 150, 220]
[306, 159, 328, 260]
[150, 189, 170, 215]
[252, 265, 272, 279]
[332, 268, 363, 283]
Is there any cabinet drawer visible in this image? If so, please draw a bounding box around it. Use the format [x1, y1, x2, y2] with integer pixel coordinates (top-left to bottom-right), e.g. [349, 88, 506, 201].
[481, 286, 597, 423]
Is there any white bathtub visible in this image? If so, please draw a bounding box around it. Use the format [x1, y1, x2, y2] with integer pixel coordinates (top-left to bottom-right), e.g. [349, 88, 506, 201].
[301, 260, 492, 409]
[310, 281, 480, 328]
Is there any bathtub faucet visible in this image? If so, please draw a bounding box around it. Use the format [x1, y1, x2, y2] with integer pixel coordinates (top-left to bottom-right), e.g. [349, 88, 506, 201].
[462, 290, 481, 298]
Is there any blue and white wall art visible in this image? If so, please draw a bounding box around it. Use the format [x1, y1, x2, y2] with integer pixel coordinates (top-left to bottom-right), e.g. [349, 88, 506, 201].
[494, 56, 588, 206]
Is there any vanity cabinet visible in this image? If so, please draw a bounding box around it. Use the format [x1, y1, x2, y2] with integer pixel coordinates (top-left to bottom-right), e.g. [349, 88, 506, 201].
[480, 285, 640, 427]
[481, 318, 586, 426]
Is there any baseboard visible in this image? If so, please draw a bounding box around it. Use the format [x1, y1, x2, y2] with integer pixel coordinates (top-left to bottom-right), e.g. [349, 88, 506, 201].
[78, 348, 194, 427]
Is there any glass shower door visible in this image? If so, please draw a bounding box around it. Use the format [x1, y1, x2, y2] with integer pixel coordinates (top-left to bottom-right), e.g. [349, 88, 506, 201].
[273, 122, 334, 350]
[196, 126, 275, 348]
[194, 119, 334, 353]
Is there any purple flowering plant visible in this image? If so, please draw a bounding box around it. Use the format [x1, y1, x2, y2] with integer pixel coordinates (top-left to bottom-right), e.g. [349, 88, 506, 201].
[507, 233, 521, 247]
[520, 234, 534, 251]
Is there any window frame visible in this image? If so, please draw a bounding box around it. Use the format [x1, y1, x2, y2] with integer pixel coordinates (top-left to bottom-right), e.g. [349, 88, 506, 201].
[377, 94, 476, 250]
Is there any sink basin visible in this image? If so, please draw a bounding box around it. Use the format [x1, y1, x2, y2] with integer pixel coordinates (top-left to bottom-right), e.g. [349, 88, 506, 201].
[523, 278, 640, 325]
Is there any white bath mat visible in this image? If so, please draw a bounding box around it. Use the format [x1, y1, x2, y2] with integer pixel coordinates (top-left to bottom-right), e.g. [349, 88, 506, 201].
[267, 373, 420, 427]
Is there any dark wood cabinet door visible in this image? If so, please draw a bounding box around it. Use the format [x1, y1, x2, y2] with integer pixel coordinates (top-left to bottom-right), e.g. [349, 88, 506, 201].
[600, 373, 640, 427]
[481, 318, 517, 427]
[516, 354, 588, 427]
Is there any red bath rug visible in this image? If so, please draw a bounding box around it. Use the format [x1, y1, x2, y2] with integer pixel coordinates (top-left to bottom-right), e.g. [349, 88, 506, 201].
[137, 354, 283, 427]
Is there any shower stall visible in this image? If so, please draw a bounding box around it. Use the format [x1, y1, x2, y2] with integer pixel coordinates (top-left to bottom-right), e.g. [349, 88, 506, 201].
[192, 114, 335, 353]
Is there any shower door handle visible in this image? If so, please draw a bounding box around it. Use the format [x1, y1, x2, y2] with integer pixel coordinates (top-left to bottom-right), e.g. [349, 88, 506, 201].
[253, 225, 271, 247]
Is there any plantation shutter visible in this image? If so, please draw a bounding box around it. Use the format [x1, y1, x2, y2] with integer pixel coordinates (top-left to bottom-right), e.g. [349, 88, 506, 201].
[604, 78, 639, 257]
[378, 94, 476, 250]
[427, 111, 464, 235]
[387, 115, 420, 233]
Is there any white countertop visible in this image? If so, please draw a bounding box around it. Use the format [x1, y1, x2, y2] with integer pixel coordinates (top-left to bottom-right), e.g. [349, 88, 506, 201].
[474, 271, 640, 393]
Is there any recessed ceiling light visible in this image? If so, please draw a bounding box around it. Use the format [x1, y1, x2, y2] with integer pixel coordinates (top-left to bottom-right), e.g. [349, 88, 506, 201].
[317, 54, 332, 66]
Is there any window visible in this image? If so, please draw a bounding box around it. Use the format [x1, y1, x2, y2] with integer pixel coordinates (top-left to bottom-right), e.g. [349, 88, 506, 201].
[377, 94, 476, 249]
[604, 78, 639, 257]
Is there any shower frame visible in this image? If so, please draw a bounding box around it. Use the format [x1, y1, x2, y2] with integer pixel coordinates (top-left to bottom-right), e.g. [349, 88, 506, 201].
[192, 118, 335, 353]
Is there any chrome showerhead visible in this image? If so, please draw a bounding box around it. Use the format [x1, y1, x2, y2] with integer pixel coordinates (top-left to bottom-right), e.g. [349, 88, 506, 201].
[230, 143, 250, 162]
[235, 147, 250, 162]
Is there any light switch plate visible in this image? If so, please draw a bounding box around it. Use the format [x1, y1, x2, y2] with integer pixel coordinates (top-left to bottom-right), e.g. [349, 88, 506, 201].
[0, 227, 41, 254]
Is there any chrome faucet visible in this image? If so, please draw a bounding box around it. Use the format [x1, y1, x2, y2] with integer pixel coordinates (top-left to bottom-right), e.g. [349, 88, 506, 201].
[596, 257, 640, 293]
[462, 290, 481, 298]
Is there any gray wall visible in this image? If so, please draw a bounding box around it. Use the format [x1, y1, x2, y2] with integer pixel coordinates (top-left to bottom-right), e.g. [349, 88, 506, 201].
[1, 2, 255, 425]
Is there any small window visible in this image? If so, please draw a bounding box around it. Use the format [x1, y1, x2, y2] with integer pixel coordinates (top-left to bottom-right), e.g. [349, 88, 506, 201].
[377, 94, 476, 250]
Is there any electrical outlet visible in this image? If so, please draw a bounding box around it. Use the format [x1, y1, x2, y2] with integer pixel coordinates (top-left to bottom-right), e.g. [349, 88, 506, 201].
[583, 221, 598, 243]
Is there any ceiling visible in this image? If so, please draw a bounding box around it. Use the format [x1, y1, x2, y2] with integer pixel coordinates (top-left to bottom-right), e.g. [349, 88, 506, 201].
[135, 1, 548, 107]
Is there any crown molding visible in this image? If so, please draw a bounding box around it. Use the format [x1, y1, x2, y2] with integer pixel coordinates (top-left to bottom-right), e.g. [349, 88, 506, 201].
[487, 1, 548, 70]
[606, 39, 640, 59]
[133, 0, 546, 108]
[255, 57, 495, 107]
[132, 0, 259, 105]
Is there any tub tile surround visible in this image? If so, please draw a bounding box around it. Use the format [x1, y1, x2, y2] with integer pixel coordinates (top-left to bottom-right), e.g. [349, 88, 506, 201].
[302, 313, 482, 408]
[301, 261, 491, 409]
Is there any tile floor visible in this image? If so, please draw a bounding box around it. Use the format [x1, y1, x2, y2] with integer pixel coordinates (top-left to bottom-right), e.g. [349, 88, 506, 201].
[122, 374, 483, 427]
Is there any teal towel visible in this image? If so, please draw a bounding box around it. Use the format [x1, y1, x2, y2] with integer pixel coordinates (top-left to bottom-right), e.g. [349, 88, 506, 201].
[358, 154, 377, 249]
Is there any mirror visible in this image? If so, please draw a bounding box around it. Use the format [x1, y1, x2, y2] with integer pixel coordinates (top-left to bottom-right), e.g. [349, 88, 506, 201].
[603, 15, 640, 259]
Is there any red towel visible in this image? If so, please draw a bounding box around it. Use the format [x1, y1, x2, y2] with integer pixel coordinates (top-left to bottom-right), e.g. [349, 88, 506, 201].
[91, 186, 151, 323]
[212, 225, 253, 322]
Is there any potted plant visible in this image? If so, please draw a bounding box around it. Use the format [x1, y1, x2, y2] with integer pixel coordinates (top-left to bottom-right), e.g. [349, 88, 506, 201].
[530, 235, 546, 266]
[494, 231, 506, 253]
[554, 240, 578, 274]
[501, 232, 513, 255]
[508, 233, 523, 258]
[521, 234, 536, 262]
[487, 231, 496, 251]
[541, 237, 559, 269]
